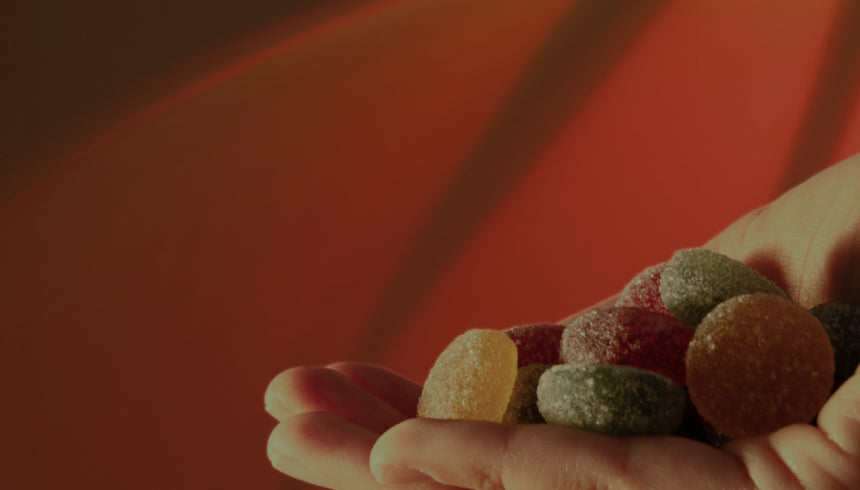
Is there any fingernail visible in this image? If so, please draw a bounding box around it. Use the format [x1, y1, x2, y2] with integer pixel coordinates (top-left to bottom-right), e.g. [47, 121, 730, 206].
[376, 465, 434, 485]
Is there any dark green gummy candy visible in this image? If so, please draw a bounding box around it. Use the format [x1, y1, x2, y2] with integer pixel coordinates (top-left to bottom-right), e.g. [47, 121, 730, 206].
[810, 301, 860, 391]
[536, 364, 685, 435]
[502, 363, 552, 424]
[660, 248, 787, 327]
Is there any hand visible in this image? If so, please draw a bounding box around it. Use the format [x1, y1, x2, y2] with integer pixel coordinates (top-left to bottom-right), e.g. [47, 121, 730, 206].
[266, 362, 457, 489]
[265, 154, 860, 489]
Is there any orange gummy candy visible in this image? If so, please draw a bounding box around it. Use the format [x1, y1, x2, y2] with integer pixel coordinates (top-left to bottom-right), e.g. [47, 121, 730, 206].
[686, 293, 834, 439]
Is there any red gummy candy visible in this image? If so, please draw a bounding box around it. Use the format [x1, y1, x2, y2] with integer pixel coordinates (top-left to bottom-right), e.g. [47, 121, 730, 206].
[562, 307, 693, 386]
[502, 323, 564, 368]
[616, 263, 674, 319]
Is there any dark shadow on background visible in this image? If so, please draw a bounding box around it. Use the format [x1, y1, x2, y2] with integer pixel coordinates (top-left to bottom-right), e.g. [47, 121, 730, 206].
[0, 0, 381, 207]
[780, 0, 860, 192]
[354, 0, 669, 362]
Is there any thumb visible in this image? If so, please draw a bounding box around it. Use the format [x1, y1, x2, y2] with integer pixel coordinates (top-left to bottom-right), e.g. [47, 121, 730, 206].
[703, 153, 860, 307]
[369, 419, 748, 489]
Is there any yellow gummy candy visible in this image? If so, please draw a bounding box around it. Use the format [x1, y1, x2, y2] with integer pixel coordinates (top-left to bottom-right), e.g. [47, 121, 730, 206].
[418, 329, 518, 422]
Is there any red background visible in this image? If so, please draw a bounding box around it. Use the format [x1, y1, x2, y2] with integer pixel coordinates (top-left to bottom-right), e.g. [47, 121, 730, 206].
[3, 1, 860, 488]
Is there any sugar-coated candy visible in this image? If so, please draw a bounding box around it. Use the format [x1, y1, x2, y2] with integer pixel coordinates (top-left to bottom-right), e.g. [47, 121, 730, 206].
[686, 293, 834, 439]
[562, 307, 692, 385]
[810, 301, 860, 391]
[418, 329, 518, 422]
[660, 248, 787, 327]
[502, 323, 564, 368]
[616, 263, 674, 318]
[537, 363, 686, 435]
[502, 363, 551, 424]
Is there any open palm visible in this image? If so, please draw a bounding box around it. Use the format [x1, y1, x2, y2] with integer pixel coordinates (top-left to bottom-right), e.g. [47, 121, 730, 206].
[266, 154, 860, 489]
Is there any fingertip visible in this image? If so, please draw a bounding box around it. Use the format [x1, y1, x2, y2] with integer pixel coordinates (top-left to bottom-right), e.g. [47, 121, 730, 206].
[264, 368, 299, 421]
[264, 366, 322, 421]
[369, 417, 422, 470]
[370, 418, 446, 484]
[370, 421, 452, 486]
[266, 414, 302, 472]
[264, 393, 292, 421]
[818, 369, 860, 459]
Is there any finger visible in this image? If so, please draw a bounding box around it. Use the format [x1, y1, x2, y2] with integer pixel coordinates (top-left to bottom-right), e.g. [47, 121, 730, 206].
[327, 362, 423, 418]
[704, 153, 860, 307]
[723, 413, 860, 489]
[703, 366, 860, 490]
[721, 430, 812, 490]
[268, 412, 452, 490]
[265, 366, 409, 433]
[264, 368, 301, 421]
[371, 419, 749, 489]
[816, 366, 860, 482]
[767, 425, 859, 489]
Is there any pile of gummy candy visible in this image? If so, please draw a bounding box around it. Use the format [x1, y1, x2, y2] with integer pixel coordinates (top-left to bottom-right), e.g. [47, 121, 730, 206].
[417, 248, 860, 444]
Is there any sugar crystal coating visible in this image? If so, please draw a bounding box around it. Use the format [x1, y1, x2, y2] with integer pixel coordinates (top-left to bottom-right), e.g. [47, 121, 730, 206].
[810, 302, 860, 391]
[418, 329, 518, 422]
[562, 307, 693, 385]
[502, 323, 564, 368]
[537, 363, 686, 435]
[686, 293, 834, 439]
[660, 248, 788, 327]
[502, 363, 551, 424]
[616, 263, 674, 318]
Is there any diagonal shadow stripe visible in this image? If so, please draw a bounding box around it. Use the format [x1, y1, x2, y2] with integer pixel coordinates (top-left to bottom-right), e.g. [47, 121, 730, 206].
[779, 0, 860, 192]
[0, 0, 389, 209]
[353, 0, 669, 362]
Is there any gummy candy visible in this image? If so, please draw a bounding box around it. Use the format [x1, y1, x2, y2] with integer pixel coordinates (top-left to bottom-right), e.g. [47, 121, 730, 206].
[502, 363, 551, 424]
[536, 363, 686, 435]
[660, 248, 787, 327]
[417, 329, 518, 422]
[616, 263, 674, 318]
[502, 323, 564, 368]
[686, 293, 834, 439]
[810, 301, 860, 391]
[673, 395, 710, 442]
[562, 307, 692, 385]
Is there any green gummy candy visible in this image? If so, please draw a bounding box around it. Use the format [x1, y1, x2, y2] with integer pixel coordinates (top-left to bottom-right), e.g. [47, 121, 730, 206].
[502, 363, 552, 425]
[536, 364, 685, 435]
[660, 248, 787, 327]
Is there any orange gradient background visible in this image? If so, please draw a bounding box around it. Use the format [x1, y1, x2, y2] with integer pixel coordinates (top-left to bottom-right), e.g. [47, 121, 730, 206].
[3, 1, 860, 489]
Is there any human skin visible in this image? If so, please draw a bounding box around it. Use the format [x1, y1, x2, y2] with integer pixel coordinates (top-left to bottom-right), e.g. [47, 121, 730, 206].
[265, 154, 860, 489]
